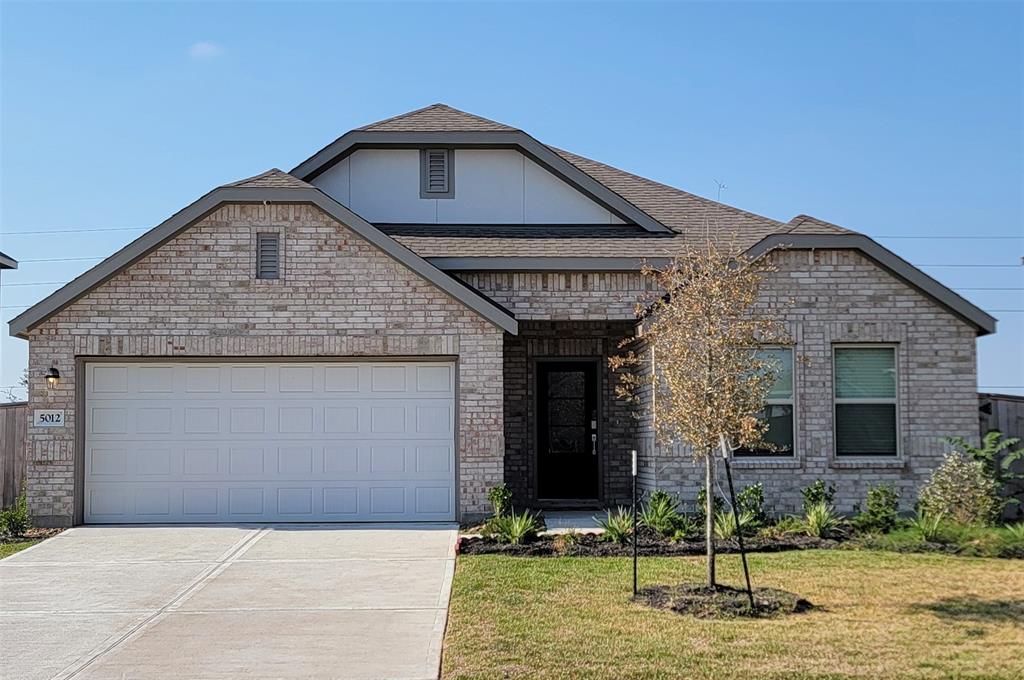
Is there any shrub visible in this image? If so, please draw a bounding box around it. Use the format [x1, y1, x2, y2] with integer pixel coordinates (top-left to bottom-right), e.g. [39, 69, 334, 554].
[487, 484, 513, 517]
[918, 451, 1000, 526]
[596, 507, 634, 544]
[695, 487, 725, 524]
[852, 483, 900, 534]
[1006, 522, 1024, 541]
[946, 431, 1023, 515]
[801, 480, 836, 513]
[713, 509, 757, 540]
[670, 515, 699, 541]
[640, 490, 683, 538]
[907, 510, 945, 543]
[0, 486, 30, 538]
[758, 515, 803, 539]
[803, 501, 843, 539]
[484, 509, 542, 545]
[736, 483, 767, 524]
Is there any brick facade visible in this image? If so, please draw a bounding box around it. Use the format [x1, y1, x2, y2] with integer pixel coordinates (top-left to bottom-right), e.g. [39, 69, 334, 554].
[25, 203, 504, 526]
[502, 321, 637, 508]
[24, 210, 980, 524]
[636, 249, 980, 515]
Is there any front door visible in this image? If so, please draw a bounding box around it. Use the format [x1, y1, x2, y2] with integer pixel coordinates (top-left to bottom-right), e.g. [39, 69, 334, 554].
[537, 361, 599, 500]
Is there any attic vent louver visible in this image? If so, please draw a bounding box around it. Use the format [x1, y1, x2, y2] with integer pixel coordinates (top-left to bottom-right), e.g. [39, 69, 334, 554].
[256, 232, 280, 279]
[421, 149, 453, 198]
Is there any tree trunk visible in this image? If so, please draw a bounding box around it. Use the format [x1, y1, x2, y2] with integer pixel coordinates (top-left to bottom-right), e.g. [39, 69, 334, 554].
[705, 453, 716, 589]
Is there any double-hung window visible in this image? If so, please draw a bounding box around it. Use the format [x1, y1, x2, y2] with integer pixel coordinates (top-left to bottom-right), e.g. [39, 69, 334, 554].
[834, 346, 899, 456]
[736, 347, 795, 457]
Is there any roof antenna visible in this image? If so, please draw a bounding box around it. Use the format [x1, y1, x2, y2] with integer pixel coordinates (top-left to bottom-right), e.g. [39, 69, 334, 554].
[713, 179, 727, 202]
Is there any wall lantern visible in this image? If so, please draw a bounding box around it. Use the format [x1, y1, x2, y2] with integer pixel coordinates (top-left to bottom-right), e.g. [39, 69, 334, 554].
[45, 367, 60, 388]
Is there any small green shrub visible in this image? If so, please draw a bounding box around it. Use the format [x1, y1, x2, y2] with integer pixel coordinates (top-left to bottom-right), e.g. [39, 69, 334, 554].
[695, 487, 725, 524]
[713, 509, 757, 540]
[0, 486, 31, 538]
[918, 452, 1000, 526]
[803, 501, 843, 539]
[907, 510, 946, 543]
[852, 483, 900, 534]
[640, 490, 683, 538]
[596, 507, 634, 544]
[484, 509, 542, 545]
[758, 515, 803, 539]
[736, 483, 767, 524]
[487, 484, 513, 517]
[801, 480, 836, 513]
[1005, 522, 1024, 541]
[670, 515, 699, 541]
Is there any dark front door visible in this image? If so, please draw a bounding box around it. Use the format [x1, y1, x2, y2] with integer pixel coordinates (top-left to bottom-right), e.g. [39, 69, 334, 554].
[537, 361, 599, 500]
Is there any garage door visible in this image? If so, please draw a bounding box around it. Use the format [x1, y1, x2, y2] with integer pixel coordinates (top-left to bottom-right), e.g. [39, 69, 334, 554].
[84, 361, 456, 523]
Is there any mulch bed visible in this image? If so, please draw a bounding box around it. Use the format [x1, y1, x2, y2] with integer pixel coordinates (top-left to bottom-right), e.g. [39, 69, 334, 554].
[633, 582, 815, 618]
[458, 528, 837, 557]
[0, 527, 63, 545]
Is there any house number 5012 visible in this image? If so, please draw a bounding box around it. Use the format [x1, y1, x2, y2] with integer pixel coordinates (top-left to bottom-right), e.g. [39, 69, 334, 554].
[34, 409, 65, 427]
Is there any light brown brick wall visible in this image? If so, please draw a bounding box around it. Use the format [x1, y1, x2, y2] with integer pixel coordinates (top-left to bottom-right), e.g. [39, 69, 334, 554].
[641, 249, 980, 515]
[25, 203, 504, 525]
[456, 271, 652, 320]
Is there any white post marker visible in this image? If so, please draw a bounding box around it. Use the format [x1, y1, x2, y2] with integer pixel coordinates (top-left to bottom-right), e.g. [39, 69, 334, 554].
[631, 449, 637, 476]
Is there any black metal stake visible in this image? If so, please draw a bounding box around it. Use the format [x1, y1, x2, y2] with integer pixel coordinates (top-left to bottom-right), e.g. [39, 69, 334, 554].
[632, 449, 638, 596]
[723, 454, 755, 611]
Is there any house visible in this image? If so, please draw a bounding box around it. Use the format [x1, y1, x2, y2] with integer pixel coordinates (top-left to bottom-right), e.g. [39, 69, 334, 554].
[8, 104, 995, 527]
[0, 251, 16, 270]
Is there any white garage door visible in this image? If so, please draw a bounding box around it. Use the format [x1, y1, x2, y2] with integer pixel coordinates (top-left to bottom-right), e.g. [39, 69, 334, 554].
[84, 361, 456, 523]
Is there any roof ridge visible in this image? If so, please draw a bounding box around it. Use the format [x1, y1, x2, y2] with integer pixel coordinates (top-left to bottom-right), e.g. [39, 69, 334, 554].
[357, 103, 519, 132]
[222, 168, 312, 189]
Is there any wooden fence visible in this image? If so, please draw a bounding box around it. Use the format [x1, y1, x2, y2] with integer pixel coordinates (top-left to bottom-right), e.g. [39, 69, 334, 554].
[979, 393, 1024, 519]
[0, 402, 28, 509]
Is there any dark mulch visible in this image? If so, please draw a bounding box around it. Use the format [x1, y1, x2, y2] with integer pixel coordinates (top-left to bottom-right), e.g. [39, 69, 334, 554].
[458, 529, 837, 557]
[634, 582, 815, 619]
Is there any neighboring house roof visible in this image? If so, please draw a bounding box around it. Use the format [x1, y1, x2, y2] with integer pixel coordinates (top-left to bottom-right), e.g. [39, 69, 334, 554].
[7, 169, 518, 339]
[0, 251, 16, 270]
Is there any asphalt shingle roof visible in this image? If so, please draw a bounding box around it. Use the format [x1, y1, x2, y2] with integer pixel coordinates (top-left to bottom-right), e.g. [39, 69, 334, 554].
[357, 103, 518, 132]
[223, 168, 313, 189]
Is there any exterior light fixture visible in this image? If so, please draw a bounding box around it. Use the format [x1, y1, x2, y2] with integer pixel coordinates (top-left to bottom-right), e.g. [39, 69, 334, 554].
[45, 367, 60, 388]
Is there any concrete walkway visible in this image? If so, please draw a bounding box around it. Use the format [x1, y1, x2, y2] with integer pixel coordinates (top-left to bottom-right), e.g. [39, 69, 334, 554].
[0, 524, 457, 680]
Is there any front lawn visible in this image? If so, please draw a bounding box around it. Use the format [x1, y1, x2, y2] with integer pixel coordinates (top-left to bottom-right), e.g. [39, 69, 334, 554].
[443, 550, 1024, 679]
[0, 538, 42, 559]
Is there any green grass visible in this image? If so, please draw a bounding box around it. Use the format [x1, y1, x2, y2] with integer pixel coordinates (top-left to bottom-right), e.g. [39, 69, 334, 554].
[0, 539, 41, 559]
[443, 550, 1024, 679]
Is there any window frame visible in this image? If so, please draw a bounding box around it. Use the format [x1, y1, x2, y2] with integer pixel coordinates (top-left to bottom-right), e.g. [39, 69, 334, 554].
[832, 343, 901, 458]
[734, 346, 796, 458]
[420, 148, 455, 199]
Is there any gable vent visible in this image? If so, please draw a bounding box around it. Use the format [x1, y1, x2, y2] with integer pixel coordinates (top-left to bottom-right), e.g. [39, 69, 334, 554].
[421, 149, 453, 197]
[256, 233, 280, 279]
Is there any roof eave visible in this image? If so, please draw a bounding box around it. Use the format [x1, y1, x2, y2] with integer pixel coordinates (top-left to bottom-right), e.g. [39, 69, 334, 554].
[8, 185, 519, 339]
[290, 130, 673, 234]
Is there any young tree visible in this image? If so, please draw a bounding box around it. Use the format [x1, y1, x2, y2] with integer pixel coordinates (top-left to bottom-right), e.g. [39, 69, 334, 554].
[611, 240, 789, 588]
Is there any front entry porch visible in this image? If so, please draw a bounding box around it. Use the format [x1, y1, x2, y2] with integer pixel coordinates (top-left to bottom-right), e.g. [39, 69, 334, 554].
[502, 321, 641, 510]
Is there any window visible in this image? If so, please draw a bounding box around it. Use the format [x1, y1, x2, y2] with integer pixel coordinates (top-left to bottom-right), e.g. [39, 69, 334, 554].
[420, 149, 454, 198]
[256, 233, 280, 280]
[736, 348, 794, 457]
[834, 346, 898, 456]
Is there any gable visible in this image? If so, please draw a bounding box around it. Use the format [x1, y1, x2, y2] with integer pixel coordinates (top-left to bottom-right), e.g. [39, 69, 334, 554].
[311, 148, 628, 225]
[25, 203, 510, 341]
[8, 177, 518, 338]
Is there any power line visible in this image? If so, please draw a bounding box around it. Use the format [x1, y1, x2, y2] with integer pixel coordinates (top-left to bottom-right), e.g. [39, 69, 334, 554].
[2, 226, 147, 235]
[1, 281, 68, 287]
[15, 257, 105, 263]
[874, 235, 1022, 240]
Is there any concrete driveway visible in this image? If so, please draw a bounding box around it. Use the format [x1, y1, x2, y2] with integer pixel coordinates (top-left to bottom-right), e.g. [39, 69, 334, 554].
[0, 524, 457, 680]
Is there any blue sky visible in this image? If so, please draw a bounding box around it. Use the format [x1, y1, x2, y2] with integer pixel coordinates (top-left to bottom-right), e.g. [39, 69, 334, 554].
[1, 0, 1022, 399]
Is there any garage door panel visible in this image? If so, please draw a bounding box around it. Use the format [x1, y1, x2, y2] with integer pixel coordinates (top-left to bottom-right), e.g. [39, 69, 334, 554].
[85, 362, 456, 523]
